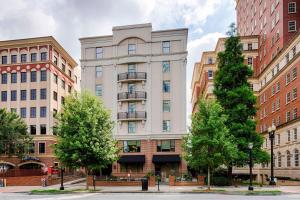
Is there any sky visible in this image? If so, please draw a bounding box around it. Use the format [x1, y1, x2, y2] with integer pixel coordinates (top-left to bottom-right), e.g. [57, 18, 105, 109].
[0, 0, 236, 127]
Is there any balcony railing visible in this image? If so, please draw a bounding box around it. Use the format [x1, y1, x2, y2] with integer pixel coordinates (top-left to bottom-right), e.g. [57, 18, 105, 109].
[117, 91, 147, 101]
[117, 111, 147, 121]
[117, 72, 147, 82]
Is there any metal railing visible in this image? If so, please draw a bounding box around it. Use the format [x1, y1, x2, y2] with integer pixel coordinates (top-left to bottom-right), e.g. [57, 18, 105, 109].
[117, 111, 147, 120]
[118, 91, 147, 101]
[117, 72, 147, 81]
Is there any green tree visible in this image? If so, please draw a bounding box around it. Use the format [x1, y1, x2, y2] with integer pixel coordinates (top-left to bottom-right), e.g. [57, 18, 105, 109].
[0, 108, 30, 157]
[54, 91, 119, 189]
[183, 99, 237, 190]
[213, 24, 269, 181]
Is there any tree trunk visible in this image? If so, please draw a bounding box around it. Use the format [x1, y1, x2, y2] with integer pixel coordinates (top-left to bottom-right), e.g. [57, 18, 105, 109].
[207, 166, 211, 191]
[227, 165, 233, 186]
[85, 168, 89, 190]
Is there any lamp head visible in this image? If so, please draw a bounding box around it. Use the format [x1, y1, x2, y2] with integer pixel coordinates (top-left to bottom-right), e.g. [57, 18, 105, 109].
[271, 124, 276, 131]
[248, 142, 253, 149]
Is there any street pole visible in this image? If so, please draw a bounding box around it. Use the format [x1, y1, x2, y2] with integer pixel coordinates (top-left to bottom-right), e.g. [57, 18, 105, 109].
[60, 168, 64, 190]
[248, 143, 253, 191]
[268, 125, 276, 186]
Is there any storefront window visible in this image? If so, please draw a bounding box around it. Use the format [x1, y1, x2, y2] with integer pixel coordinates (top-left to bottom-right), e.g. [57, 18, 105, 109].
[123, 140, 141, 153]
[120, 163, 143, 173]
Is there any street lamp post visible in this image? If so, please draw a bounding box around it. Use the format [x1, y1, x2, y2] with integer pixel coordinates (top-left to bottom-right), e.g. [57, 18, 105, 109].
[60, 168, 65, 190]
[248, 142, 254, 191]
[268, 124, 276, 186]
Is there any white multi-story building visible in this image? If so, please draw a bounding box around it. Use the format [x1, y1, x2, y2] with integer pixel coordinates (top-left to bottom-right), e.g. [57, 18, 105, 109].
[80, 23, 188, 179]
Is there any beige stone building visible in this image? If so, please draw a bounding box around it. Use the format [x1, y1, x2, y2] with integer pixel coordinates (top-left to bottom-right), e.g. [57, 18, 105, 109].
[0, 36, 78, 170]
[80, 23, 188, 180]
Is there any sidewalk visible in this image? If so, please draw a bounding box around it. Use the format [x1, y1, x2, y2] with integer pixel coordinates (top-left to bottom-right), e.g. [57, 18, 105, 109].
[1, 182, 300, 194]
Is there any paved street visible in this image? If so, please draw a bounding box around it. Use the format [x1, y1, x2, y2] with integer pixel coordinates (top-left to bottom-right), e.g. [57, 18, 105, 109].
[1, 193, 300, 200]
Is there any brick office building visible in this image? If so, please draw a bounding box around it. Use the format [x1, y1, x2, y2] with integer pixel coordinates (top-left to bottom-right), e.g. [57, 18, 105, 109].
[192, 0, 300, 180]
[80, 23, 188, 181]
[0, 36, 78, 171]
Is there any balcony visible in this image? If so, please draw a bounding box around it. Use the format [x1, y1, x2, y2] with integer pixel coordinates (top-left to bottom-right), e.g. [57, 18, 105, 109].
[117, 111, 147, 121]
[117, 72, 147, 82]
[118, 91, 147, 102]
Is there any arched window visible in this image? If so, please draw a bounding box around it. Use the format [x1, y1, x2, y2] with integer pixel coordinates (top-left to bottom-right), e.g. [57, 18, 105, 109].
[278, 152, 281, 167]
[295, 149, 299, 167]
[287, 150, 291, 167]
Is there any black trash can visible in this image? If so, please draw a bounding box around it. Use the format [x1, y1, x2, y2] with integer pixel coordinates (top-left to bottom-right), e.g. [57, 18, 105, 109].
[141, 178, 148, 191]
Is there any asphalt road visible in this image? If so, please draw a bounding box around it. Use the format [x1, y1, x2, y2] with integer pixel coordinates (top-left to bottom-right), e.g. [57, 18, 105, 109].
[1, 193, 300, 200]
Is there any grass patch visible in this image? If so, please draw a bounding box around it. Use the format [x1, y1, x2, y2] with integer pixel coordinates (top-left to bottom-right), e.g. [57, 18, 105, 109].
[30, 188, 101, 195]
[192, 189, 281, 196]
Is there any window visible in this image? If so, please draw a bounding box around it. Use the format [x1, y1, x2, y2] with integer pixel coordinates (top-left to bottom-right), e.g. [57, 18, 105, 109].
[163, 81, 170, 93]
[208, 57, 213, 64]
[162, 61, 170, 73]
[40, 70, 47, 81]
[11, 90, 17, 101]
[20, 108, 26, 118]
[163, 120, 170, 132]
[128, 102, 136, 113]
[61, 80, 65, 89]
[247, 57, 253, 67]
[128, 64, 136, 73]
[294, 128, 298, 140]
[1, 73, 7, 84]
[40, 107, 47, 118]
[120, 163, 143, 173]
[38, 143, 46, 154]
[286, 92, 291, 104]
[271, 86, 275, 96]
[288, 2, 296, 13]
[20, 90, 27, 101]
[293, 108, 298, 119]
[288, 21, 297, 32]
[28, 143, 35, 154]
[30, 89, 36, 100]
[123, 140, 140, 153]
[208, 70, 214, 79]
[53, 56, 58, 65]
[163, 100, 171, 112]
[40, 124, 46, 135]
[292, 67, 297, 79]
[11, 73, 17, 83]
[53, 109, 58, 117]
[276, 98, 280, 110]
[96, 47, 103, 59]
[95, 84, 102, 96]
[40, 88, 47, 100]
[272, 102, 275, 112]
[288, 130, 291, 142]
[287, 151, 291, 167]
[286, 111, 291, 122]
[61, 63, 65, 72]
[2, 56, 7, 64]
[278, 152, 281, 167]
[277, 134, 280, 145]
[40, 52, 47, 61]
[30, 71, 37, 82]
[10, 108, 16, 113]
[293, 46, 297, 57]
[162, 41, 170, 53]
[286, 73, 291, 85]
[53, 91, 57, 101]
[128, 122, 136, 133]
[1, 91, 7, 102]
[21, 72, 27, 83]
[68, 85, 72, 93]
[157, 140, 175, 152]
[30, 125, 36, 135]
[128, 44, 136, 54]
[128, 83, 136, 93]
[68, 70, 72, 77]
[54, 74, 58, 84]
[293, 88, 297, 99]
[276, 82, 280, 92]
[30, 107, 36, 118]
[31, 53, 37, 62]
[95, 66, 102, 77]
[295, 149, 299, 167]
[61, 96, 65, 105]
[21, 54, 27, 63]
[11, 55, 17, 64]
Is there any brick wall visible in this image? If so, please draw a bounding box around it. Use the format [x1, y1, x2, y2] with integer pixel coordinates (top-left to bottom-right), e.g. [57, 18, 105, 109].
[5, 176, 47, 186]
